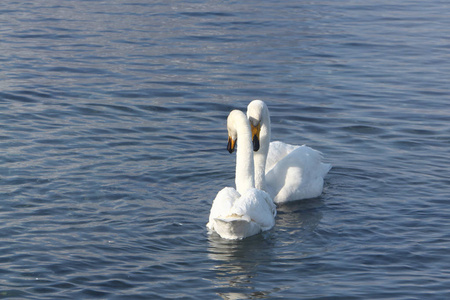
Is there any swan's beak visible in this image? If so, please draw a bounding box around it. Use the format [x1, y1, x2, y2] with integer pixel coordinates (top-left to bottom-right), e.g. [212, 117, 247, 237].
[227, 136, 236, 153]
[250, 123, 261, 152]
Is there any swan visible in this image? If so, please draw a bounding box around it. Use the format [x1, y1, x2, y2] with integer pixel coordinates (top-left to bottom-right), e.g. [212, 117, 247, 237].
[246, 100, 331, 203]
[207, 110, 276, 240]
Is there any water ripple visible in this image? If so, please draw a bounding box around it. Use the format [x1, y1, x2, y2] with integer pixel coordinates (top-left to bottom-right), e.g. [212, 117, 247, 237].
[1, 0, 450, 299]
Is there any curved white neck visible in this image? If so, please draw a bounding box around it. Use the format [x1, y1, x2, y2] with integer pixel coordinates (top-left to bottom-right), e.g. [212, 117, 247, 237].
[234, 114, 255, 195]
[253, 104, 271, 190]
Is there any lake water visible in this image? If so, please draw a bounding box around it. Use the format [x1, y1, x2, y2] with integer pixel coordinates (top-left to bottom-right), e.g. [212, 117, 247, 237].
[1, 0, 449, 299]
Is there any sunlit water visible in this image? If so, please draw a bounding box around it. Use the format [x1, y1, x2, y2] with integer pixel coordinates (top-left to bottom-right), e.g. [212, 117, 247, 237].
[1, 0, 449, 299]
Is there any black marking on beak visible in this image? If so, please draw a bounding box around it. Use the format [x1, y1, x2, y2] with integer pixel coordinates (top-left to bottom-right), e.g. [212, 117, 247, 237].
[250, 122, 261, 152]
[252, 134, 260, 151]
[227, 136, 236, 153]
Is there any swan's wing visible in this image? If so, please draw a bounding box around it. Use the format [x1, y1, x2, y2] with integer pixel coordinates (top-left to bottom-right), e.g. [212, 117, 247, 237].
[207, 187, 240, 230]
[230, 188, 276, 231]
[266, 145, 331, 203]
[266, 141, 299, 172]
[290, 145, 331, 178]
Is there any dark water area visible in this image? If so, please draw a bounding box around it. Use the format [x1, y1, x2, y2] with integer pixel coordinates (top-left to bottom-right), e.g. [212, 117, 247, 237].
[1, 0, 449, 299]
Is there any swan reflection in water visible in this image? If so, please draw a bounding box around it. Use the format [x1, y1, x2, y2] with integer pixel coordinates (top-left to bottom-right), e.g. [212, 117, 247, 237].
[207, 198, 324, 299]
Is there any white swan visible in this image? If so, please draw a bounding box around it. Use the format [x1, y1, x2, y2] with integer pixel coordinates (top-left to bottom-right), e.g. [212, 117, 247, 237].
[207, 110, 276, 240]
[247, 100, 331, 203]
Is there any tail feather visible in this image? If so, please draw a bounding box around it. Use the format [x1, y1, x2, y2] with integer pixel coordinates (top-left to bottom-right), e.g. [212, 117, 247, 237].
[213, 216, 260, 240]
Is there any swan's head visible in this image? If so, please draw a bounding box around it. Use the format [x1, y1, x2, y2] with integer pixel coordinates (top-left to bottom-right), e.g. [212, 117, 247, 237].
[226, 109, 258, 153]
[226, 110, 240, 153]
[247, 100, 267, 152]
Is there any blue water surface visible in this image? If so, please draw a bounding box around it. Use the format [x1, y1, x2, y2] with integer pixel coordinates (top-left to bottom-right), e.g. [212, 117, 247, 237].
[1, 0, 449, 299]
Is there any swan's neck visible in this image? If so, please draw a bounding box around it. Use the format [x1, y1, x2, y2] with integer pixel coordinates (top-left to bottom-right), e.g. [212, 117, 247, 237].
[235, 117, 255, 195]
[254, 106, 271, 190]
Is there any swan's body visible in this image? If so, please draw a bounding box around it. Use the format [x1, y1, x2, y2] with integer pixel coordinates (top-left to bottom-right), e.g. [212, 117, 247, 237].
[247, 100, 331, 203]
[207, 110, 276, 240]
[208, 187, 275, 240]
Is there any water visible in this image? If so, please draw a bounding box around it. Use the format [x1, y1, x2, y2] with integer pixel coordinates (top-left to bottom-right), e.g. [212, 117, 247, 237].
[1, 0, 449, 298]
